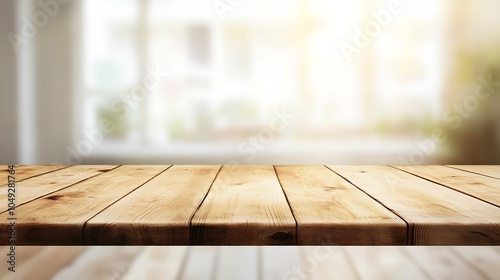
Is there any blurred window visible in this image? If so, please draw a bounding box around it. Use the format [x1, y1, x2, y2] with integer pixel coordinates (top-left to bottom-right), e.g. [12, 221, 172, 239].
[82, 0, 444, 148]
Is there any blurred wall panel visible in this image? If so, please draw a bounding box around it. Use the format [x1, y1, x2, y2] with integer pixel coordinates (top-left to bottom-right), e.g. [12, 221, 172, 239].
[0, 0, 19, 163]
[33, 0, 77, 164]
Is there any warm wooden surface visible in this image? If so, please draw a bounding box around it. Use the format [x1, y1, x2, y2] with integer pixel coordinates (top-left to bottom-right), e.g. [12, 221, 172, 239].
[448, 165, 500, 179]
[0, 165, 67, 186]
[0, 165, 117, 211]
[1, 165, 500, 245]
[330, 165, 500, 245]
[0, 165, 168, 244]
[396, 165, 500, 207]
[86, 165, 220, 245]
[275, 165, 406, 245]
[190, 165, 296, 245]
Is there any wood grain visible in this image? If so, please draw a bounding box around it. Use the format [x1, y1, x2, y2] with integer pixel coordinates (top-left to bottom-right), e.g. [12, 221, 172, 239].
[447, 165, 500, 180]
[85, 165, 221, 245]
[1, 165, 68, 185]
[0, 165, 117, 212]
[395, 165, 500, 207]
[2, 165, 500, 245]
[0, 165, 168, 245]
[275, 165, 406, 245]
[329, 165, 500, 245]
[190, 165, 296, 245]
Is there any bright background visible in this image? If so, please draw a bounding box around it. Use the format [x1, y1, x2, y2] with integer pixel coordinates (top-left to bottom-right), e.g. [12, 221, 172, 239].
[1, 0, 500, 164]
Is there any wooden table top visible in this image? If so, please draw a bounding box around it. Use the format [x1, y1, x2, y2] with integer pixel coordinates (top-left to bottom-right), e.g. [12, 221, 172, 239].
[1, 165, 499, 245]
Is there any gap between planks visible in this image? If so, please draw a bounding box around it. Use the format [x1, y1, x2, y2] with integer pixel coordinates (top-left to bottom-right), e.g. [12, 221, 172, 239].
[81, 165, 173, 244]
[189, 165, 296, 245]
[0, 165, 120, 214]
[0, 165, 71, 187]
[446, 165, 500, 180]
[392, 165, 500, 208]
[324, 165, 411, 245]
[0, 166, 171, 245]
[85, 165, 221, 245]
[329, 165, 500, 245]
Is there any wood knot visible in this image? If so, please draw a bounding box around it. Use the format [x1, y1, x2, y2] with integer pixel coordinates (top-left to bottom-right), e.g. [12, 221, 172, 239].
[45, 195, 64, 200]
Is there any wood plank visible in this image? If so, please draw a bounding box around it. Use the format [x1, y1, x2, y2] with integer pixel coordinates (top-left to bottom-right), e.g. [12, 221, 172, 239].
[0, 165, 169, 245]
[125, 247, 188, 280]
[447, 165, 500, 180]
[401, 246, 483, 280]
[0, 165, 118, 212]
[190, 165, 296, 245]
[1, 165, 68, 185]
[343, 247, 429, 280]
[178, 247, 218, 280]
[51, 247, 143, 280]
[275, 165, 406, 245]
[329, 165, 500, 245]
[395, 165, 500, 207]
[301, 247, 359, 280]
[85, 165, 221, 245]
[214, 247, 259, 280]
